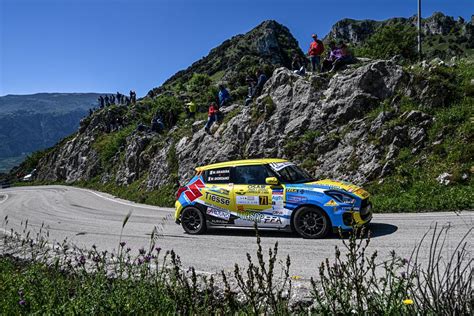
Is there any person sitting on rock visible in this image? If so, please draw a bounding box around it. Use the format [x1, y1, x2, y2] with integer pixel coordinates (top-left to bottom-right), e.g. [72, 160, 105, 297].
[308, 34, 324, 72]
[330, 41, 354, 72]
[322, 41, 339, 72]
[151, 115, 164, 133]
[218, 85, 231, 108]
[292, 54, 306, 76]
[204, 102, 219, 134]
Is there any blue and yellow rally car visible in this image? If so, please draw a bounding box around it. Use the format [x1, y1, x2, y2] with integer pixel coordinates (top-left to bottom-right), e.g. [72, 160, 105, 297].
[175, 159, 372, 238]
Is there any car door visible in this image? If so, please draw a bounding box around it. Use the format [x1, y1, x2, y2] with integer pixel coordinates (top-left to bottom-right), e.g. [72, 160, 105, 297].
[231, 165, 275, 226]
[200, 167, 235, 215]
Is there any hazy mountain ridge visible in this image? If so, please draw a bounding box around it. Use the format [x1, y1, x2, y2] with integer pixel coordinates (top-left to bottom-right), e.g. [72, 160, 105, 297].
[0, 93, 104, 172]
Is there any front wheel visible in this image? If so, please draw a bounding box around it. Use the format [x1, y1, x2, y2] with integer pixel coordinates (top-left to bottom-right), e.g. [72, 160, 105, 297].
[293, 207, 330, 239]
[181, 207, 207, 234]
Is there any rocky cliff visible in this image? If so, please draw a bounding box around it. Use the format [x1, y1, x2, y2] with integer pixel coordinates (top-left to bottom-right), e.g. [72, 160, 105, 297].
[11, 19, 473, 211]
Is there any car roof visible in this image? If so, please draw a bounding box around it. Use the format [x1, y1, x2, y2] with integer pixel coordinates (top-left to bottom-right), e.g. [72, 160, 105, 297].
[196, 158, 288, 171]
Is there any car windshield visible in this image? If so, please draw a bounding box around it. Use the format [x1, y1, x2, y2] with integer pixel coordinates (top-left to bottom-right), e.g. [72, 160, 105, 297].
[268, 162, 315, 184]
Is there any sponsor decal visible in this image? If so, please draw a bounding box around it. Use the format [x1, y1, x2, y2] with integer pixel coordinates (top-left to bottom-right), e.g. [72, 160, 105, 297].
[206, 207, 230, 220]
[269, 162, 295, 171]
[239, 211, 265, 222]
[236, 195, 259, 205]
[259, 196, 269, 205]
[207, 168, 231, 182]
[210, 219, 228, 224]
[204, 192, 231, 206]
[247, 185, 269, 194]
[237, 205, 244, 211]
[287, 188, 304, 194]
[287, 195, 307, 204]
[272, 189, 283, 195]
[272, 209, 287, 216]
[325, 199, 338, 207]
[184, 178, 205, 202]
[208, 186, 230, 196]
[262, 215, 282, 224]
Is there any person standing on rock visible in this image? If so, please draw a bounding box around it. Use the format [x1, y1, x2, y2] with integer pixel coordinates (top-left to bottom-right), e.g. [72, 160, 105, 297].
[104, 95, 110, 107]
[204, 102, 219, 134]
[116, 92, 121, 104]
[253, 70, 267, 98]
[218, 85, 231, 108]
[186, 100, 197, 119]
[308, 34, 324, 72]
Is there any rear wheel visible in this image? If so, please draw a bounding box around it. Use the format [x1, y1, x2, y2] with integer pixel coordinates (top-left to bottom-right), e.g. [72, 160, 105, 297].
[181, 207, 207, 234]
[293, 207, 330, 239]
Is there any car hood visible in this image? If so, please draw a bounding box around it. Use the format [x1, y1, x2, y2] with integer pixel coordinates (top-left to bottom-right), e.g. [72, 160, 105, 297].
[296, 179, 370, 199]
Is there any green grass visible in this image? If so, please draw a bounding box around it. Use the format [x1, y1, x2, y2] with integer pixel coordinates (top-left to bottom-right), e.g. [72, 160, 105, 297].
[93, 126, 135, 165]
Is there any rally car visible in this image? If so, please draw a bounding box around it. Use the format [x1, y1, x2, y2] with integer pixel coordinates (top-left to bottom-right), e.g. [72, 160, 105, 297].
[174, 159, 372, 238]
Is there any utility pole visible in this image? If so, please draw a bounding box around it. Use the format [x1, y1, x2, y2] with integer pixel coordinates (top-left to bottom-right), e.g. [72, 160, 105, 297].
[417, 0, 422, 60]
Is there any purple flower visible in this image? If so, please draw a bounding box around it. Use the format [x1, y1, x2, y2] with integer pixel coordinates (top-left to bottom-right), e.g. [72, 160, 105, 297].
[402, 258, 409, 265]
[138, 258, 144, 265]
[139, 248, 146, 255]
[145, 255, 151, 263]
[401, 272, 407, 279]
[155, 247, 162, 253]
[126, 247, 131, 253]
[119, 241, 126, 248]
[92, 244, 97, 249]
[93, 256, 100, 263]
[79, 255, 86, 266]
[19, 300, 26, 306]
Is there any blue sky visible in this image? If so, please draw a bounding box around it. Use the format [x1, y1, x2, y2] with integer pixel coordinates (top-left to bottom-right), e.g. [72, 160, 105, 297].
[1, 0, 472, 96]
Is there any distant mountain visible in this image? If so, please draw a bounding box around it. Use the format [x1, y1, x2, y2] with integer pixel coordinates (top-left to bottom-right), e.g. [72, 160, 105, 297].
[325, 12, 474, 59]
[0, 93, 104, 172]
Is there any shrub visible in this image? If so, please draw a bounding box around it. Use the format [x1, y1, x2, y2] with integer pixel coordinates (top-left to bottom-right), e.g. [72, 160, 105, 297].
[355, 24, 418, 61]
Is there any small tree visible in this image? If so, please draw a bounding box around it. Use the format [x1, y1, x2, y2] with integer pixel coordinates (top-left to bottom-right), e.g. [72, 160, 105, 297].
[356, 24, 418, 61]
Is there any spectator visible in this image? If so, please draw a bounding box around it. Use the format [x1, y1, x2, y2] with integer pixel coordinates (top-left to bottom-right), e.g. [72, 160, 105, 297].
[322, 42, 339, 72]
[253, 70, 267, 98]
[292, 54, 306, 76]
[104, 95, 110, 106]
[151, 115, 164, 133]
[186, 100, 197, 119]
[111, 95, 115, 105]
[329, 41, 354, 72]
[308, 34, 324, 72]
[218, 85, 231, 108]
[116, 92, 121, 104]
[204, 102, 219, 134]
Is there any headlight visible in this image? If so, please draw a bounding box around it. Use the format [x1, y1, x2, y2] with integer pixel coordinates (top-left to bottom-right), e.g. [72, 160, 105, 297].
[326, 190, 356, 205]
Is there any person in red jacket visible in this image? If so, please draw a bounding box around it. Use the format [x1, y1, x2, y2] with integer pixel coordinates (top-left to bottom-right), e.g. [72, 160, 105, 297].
[308, 34, 324, 72]
[204, 102, 219, 133]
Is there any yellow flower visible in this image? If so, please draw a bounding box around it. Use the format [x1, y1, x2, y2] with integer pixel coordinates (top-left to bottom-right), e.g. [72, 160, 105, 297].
[403, 299, 414, 305]
[291, 275, 302, 280]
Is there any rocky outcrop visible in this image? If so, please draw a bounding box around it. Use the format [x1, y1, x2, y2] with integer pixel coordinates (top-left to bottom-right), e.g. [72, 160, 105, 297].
[32, 58, 443, 189]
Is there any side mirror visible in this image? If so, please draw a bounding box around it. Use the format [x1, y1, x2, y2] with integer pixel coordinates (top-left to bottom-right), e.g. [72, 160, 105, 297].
[265, 177, 279, 185]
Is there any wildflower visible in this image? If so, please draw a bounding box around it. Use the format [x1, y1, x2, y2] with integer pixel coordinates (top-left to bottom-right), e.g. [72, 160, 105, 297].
[92, 256, 100, 263]
[92, 244, 96, 249]
[138, 258, 144, 265]
[155, 247, 161, 253]
[145, 255, 151, 263]
[139, 248, 146, 255]
[126, 247, 131, 253]
[403, 299, 414, 305]
[401, 272, 406, 279]
[79, 255, 86, 266]
[401, 258, 408, 265]
[119, 241, 126, 248]
[19, 300, 26, 306]
[290, 275, 302, 280]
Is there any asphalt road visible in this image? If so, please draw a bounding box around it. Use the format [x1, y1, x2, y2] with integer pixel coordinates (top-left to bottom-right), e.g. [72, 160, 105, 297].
[0, 185, 472, 278]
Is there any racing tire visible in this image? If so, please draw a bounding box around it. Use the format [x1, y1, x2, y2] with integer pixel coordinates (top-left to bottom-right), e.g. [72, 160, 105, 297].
[293, 206, 330, 239]
[181, 207, 207, 235]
